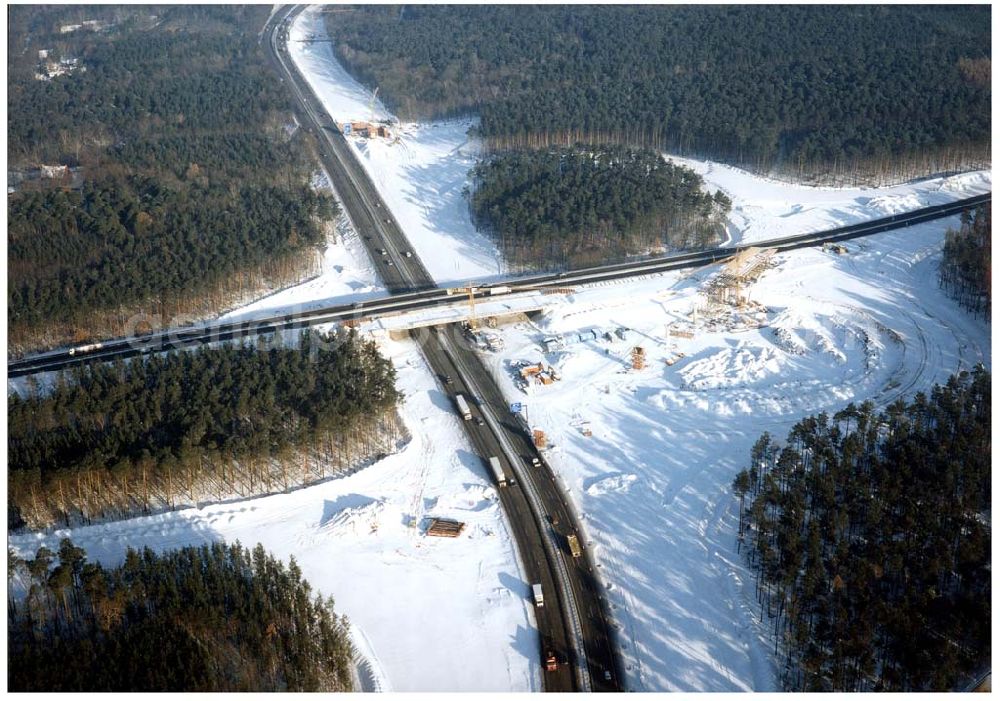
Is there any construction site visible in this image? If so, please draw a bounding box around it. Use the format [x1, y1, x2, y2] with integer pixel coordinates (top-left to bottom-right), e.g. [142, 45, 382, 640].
[335, 87, 395, 139]
[690, 246, 776, 334]
[338, 120, 393, 139]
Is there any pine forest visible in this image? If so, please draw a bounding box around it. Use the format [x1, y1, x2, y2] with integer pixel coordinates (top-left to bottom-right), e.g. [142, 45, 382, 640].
[8, 540, 354, 691]
[732, 368, 991, 691]
[8, 331, 403, 531]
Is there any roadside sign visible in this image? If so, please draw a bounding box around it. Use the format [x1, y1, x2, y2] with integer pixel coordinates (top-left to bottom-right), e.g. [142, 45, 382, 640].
[510, 402, 522, 414]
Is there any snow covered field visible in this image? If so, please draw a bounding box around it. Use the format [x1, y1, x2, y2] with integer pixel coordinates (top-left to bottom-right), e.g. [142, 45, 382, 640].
[669, 155, 992, 247]
[475, 217, 990, 691]
[9, 339, 539, 692]
[289, 7, 503, 285]
[9, 5, 991, 694]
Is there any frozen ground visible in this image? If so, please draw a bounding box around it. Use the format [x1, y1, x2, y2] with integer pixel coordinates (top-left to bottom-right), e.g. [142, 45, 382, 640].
[9, 339, 539, 693]
[668, 154, 992, 247]
[289, 7, 503, 285]
[475, 215, 990, 691]
[9, 6, 991, 693]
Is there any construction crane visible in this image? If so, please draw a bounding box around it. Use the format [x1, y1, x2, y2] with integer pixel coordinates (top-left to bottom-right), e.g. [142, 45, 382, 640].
[445, 284, 481, 330]
[447, 283, 577, 331]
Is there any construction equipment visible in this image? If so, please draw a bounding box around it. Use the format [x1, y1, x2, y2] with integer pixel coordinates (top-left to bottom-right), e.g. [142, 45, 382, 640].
[446, 284, 481, 329]
[448, 282, 577, 331]
[520, 363, 544, 378]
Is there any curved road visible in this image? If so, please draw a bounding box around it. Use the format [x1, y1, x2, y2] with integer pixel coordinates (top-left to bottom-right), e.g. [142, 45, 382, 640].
[6, 5, 991, 693]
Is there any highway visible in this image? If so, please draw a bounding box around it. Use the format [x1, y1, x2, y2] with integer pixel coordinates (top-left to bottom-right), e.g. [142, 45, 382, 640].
[265, 5, 606, 691]
[265, 4, 432, 294]
[416, 331, 579, 691]
[432, 323, 621, 691]
[8, 192, 990, 378]
[6, 5, 991, 692]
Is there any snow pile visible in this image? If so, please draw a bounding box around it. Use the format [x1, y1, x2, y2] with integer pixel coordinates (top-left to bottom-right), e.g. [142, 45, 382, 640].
[678, 344, 784, 390]
[769, 325, 808, 356]
[432, 483, 497, 513]
[936, 170, 992, 193]
[586, 473, 639, 497]
[863, 193, 925, 216]
[318, 494, 386, 536]
[769, 310, 848, 364]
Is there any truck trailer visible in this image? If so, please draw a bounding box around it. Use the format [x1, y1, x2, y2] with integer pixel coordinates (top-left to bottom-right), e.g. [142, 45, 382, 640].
[454, 393, 472, 421]
[488, 456, 507, 487]
[567, 533, 582, 558]
[532, 583, 544, 607]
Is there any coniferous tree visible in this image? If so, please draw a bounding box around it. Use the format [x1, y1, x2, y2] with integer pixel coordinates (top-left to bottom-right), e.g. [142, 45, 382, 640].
[469, 146, 729, 270]
[735, 368, 991, 691]
[325, 5, 989, 183]
[8, 331, 404, 530]
[9, 540, 354, 692]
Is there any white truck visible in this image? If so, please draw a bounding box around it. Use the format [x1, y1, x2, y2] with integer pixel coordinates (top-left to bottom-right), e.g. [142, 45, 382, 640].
[454, 393, 472, 421]
[532, 583, 544, 607]
[488, 456, 507, 488]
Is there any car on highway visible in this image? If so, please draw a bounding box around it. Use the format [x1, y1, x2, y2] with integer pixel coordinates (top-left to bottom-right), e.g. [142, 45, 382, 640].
[403, 250, 413, 257]
[442, 375, 453, 385]
[604, 670, 612, 682]
[386, 260, 394, 266]
[379, 248, 388, 255]
[474, 416, 485, 426]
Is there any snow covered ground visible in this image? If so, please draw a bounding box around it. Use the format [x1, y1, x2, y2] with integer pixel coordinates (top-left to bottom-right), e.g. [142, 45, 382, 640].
[10, 5, 991, 694]
[668, 154, 992, 247]
[473, 216, 990, 691]
[9, 339, 540, 693]
[289, 6, 503, 285]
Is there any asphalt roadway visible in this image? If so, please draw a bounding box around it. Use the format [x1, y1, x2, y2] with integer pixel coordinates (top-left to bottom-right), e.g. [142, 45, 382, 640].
[265, 5, 617, 691]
